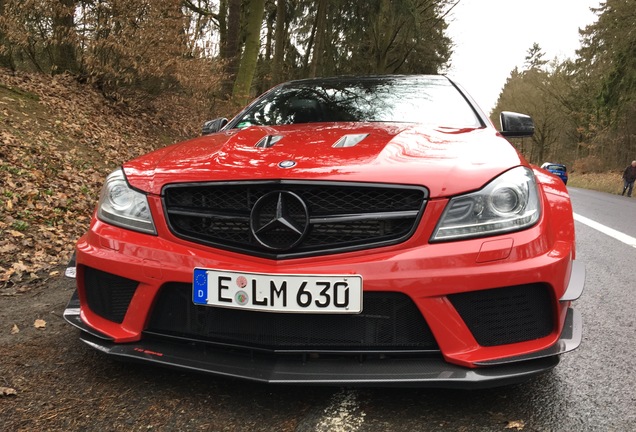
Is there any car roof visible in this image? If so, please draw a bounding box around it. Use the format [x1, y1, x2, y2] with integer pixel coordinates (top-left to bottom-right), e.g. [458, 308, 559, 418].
[281, 74, 449, 87]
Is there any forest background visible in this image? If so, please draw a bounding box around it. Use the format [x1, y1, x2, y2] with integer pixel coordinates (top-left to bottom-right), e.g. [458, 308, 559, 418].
[0, 0, 634, 285]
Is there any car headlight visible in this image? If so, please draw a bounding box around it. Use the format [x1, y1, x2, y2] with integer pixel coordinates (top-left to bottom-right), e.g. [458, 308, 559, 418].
[97, 169, 157, 235]
[431, 167, 540, 241]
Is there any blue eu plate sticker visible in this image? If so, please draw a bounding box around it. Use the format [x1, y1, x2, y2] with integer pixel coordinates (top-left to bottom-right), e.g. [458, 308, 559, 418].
[193, 269, 208, 304]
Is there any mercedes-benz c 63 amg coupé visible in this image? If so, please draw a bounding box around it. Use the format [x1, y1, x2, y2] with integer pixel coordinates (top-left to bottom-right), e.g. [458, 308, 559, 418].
[64, 75, 584, 388]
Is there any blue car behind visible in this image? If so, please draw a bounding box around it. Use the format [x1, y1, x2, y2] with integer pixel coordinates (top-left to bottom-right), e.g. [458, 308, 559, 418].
[541, 163, 568, 185]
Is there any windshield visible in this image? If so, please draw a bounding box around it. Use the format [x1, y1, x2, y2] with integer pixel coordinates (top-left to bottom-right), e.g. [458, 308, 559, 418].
[231, 76, 482, 129]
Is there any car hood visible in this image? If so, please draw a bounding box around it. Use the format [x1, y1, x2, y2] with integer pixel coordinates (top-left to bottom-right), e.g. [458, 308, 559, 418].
[123, 123, 525, 198]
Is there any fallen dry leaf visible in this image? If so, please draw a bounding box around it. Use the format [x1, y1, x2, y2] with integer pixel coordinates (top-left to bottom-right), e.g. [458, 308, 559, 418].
[0, 68, 197, 288]
[34, 319, 47, 329]
[505, 420, 525, 430]
[0, 387, 17, 396]
[11, 324, 20, 334]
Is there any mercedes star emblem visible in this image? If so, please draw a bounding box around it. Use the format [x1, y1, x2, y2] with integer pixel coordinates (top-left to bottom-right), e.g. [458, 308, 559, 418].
[278, 160, 297, 168]
[250, 191, 309, 250]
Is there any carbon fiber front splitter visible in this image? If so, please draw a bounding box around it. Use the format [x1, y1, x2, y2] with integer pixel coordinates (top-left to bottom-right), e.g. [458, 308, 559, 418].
[63, 290, 578, 388]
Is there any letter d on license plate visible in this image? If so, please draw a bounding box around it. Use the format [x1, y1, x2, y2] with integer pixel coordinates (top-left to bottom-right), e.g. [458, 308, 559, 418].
[193, 268, 362, 313]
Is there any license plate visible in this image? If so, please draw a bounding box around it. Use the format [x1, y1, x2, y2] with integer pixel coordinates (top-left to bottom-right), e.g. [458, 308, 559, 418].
[193, 268, 362, 313]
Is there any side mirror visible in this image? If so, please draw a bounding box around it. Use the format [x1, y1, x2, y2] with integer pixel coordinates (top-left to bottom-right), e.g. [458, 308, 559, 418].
[499, 111, 534, 138]
[202, 118, 228, 135]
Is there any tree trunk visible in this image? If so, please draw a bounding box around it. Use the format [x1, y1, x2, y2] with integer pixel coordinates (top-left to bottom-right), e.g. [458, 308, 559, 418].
[259, 3, 275, 93]
[218, 0, 227, 56]
[221, 0, 241, 98]
[52, 0, 79, 74]
[0, 0, 13, 69]
[272, 0, 286, 83]
[232, 0, 265, 104]
[0, 0, 12, 68]
[372, 0, 390, 73]
[309, 0, 327, 78]
[303, 12, 317, 71]
[264, 6, 273, 62]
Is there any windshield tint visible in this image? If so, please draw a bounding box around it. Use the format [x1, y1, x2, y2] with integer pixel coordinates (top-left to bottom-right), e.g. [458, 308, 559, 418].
[231, 76, 482, 129]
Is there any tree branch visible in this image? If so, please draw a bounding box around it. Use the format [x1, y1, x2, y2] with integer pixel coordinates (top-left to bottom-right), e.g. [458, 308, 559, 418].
[182, 0, 220, 26]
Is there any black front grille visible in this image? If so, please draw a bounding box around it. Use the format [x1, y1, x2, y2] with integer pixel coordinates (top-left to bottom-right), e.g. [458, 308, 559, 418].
[448, 283, 554, 347]
[83, 267, 139, 323]
[145, 283, 439, 352]
[163, 182, 427, 258]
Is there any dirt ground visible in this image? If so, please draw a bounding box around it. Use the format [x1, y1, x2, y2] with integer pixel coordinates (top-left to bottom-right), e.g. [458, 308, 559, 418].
[0, 266, 328, 432]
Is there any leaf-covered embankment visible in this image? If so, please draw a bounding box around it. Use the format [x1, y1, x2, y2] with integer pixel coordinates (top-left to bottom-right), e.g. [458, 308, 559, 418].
[0, 69, 202, 290]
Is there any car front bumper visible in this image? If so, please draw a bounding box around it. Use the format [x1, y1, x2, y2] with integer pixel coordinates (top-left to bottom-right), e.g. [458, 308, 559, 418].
[64, 288, 579, 387]
[64, 247, 584, 387]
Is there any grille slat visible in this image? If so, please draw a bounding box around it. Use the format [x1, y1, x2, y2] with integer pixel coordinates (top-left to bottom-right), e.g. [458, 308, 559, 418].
[163, 182, 427, 259]
[146, 283, 438, 352]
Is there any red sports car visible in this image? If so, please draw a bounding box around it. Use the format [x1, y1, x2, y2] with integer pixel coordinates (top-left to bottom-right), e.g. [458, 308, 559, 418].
[64, 75, 584, 388]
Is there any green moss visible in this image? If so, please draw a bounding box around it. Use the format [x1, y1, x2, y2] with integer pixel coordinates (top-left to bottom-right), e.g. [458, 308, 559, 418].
[0, 84, 40, 101]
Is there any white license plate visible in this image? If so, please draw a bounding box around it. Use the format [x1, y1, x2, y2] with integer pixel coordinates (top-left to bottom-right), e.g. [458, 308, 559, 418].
[193, 268, 362, 313]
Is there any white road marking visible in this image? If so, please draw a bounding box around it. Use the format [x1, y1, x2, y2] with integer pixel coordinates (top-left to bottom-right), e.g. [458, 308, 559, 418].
[573, 213, 636, 248]
[314, 389, 366, 432]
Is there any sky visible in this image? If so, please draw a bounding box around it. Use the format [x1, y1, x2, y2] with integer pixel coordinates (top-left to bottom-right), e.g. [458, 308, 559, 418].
[446, 0, 603, 114]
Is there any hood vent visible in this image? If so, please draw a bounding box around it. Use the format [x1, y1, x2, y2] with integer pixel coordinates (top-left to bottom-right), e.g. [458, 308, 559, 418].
[255, 135, 283, 148]
[332, 133, 369, 148]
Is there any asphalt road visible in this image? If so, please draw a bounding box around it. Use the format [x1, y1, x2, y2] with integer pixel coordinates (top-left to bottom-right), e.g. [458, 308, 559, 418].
[4, 186, 635, 431]
[285, 188, 635, 431]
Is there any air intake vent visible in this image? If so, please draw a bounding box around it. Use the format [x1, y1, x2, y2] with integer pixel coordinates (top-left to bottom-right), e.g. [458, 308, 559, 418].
[83, 267, 139, 323]
[255, 135, 283, 148]
[146, 283, 439, 352]
[332, 133, 369, 148]
[448, 283, 554, 347]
